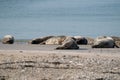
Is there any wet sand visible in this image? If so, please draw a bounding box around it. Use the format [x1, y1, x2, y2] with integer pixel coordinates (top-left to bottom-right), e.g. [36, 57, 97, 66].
[0, 43, 120, 80]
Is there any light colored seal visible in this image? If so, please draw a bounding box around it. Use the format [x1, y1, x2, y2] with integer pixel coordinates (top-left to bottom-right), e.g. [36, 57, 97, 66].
[2, 35, 14, 44]
[92, 36, 119, 48]
[56, 37, 79, 49]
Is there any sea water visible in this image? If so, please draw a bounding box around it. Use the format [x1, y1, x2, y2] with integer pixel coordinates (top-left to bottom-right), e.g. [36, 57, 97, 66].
[0, 0, 120, 39]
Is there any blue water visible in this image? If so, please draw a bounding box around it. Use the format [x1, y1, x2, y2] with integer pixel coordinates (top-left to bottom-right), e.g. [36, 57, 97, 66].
[0, 0, 120, 39]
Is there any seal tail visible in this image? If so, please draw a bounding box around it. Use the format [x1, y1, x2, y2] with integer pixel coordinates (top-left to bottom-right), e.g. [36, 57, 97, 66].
[114, 42, 119, 48]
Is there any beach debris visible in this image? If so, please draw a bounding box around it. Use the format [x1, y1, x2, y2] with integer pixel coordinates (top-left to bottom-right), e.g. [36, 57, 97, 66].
[92, 36, 119, 48]
[95, 78, 105, 80]
[2, 35, 14, 44]
[19, 51, 23, 53]
[0, 76, 9, 80]
[56, 37, 79, 49]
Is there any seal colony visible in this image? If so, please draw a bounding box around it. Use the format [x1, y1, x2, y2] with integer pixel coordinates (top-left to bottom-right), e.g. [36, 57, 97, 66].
[1, 35, 120, 49]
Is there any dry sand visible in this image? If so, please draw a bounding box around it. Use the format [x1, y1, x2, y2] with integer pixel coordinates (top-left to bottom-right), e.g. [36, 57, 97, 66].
[0, 44, 120, 80]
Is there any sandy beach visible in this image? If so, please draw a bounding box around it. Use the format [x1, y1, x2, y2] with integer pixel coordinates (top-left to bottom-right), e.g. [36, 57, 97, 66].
[0, 43, 120, 80]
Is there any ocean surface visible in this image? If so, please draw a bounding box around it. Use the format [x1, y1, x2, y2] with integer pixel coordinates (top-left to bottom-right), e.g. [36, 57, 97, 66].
[0, 0, 120, 39]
